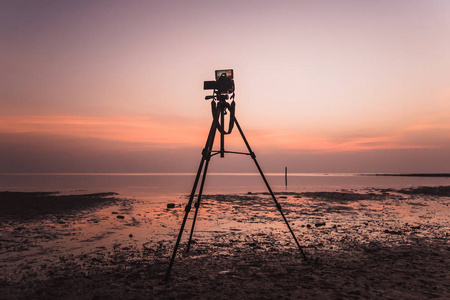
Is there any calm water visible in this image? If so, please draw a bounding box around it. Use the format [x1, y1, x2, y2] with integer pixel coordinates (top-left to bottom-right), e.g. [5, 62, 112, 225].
[1, 173, 449, 198]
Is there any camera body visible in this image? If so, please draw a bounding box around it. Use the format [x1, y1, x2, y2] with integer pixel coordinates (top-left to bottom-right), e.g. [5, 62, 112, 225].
[204, 69, 235, 94]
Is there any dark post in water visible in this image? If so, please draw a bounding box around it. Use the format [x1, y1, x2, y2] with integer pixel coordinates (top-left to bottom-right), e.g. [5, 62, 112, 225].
[285, 166, 288, 187]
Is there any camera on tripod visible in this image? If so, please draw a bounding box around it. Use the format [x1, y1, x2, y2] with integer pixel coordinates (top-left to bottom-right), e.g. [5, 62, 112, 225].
[204, 69, 235, 95]
[166, 68, 307, 280]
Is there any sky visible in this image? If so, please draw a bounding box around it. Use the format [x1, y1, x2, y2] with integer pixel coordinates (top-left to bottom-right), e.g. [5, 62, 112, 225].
[1, 0, 450, 173]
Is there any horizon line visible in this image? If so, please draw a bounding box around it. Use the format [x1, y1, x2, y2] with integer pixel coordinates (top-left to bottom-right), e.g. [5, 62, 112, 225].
[1, 172, 449, 177]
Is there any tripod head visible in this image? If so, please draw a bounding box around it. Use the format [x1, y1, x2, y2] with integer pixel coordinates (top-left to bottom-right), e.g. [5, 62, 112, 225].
[204, 69, 236, 157]
[204, 69, 236, 136]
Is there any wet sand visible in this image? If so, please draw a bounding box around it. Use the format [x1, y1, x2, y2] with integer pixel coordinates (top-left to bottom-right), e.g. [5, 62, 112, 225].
[1, 187, 449, 299]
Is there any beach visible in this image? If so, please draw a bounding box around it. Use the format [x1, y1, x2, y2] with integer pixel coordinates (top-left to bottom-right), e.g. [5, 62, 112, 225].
[1, 187, 449, 299]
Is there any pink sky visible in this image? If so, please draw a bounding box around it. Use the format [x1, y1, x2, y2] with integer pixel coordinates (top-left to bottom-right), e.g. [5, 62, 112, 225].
[1, 0, 450, 173]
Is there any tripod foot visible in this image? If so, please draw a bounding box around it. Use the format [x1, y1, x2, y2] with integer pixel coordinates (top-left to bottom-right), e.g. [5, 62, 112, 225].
[163, 275, 170, 282]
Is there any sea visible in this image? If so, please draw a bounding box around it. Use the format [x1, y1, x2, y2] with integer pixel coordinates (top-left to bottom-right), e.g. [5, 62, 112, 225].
[1, 173, 449, 199]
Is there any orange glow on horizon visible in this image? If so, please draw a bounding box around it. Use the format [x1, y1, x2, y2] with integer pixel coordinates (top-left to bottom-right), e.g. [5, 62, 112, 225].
[0, 114, 209, 149]
[1, 113, 447, 153]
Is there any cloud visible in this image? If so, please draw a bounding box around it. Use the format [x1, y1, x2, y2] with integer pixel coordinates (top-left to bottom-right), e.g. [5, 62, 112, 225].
[0, 113, 209, 150]
[244, 118, 450, 153]
[0, 131, 202, 173]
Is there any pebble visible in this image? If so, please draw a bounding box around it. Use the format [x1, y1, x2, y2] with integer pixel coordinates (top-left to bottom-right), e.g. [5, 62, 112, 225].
[384, 229, 402, 235]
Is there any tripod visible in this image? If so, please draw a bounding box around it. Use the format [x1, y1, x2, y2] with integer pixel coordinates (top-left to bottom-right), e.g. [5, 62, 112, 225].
[165, 94, 307, 280]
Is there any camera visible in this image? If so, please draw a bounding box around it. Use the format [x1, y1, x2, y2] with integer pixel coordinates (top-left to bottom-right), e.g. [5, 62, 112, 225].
[204, 69, 235, 94]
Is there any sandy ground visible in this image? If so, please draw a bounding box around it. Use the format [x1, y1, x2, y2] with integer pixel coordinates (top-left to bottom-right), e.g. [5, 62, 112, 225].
[0, 187, 449, 299]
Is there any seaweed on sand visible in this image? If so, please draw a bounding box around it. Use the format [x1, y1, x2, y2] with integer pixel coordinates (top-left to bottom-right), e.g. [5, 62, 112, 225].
[0, 191, 119, 219]
[396, 186, 450, 197]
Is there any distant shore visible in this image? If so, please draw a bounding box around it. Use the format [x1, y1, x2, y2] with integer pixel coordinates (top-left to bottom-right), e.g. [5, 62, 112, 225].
[366, 173, 450, 177]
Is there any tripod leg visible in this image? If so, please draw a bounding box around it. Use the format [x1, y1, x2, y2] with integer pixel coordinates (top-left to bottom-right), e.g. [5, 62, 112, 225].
[234, 118, 307, 261]
[165, 120, 217, 280]
[185, 149, 213, 252]
[186, 125, 217, 253]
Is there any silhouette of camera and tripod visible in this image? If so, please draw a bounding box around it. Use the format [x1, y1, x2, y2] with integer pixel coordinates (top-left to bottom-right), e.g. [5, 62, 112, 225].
[166, 69, 307, 279]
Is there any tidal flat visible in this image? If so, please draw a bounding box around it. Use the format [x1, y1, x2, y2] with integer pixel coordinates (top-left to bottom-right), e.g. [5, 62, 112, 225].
[1, 187, 449, 299]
